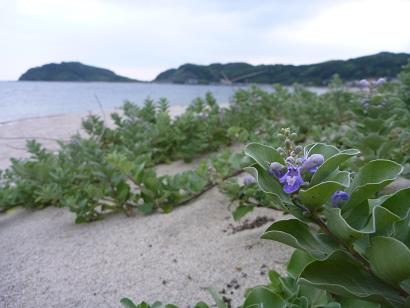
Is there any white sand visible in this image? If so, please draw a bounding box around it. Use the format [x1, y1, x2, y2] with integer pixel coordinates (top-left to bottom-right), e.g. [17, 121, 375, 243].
[0, 191, 290, 307]
[0, 111, 292, 307]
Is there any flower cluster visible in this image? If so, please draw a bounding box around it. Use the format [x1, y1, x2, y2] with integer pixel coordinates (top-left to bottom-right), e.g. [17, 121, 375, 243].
[266, 129, 351, 207]
[358, 78, 386, 89]
[269, 129, 325, 194]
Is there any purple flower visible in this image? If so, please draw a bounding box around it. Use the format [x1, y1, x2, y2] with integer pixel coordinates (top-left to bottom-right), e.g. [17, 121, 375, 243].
[375, 78, 386, 86]
[279, 166, 305, 194]
[302, 154, 324, 174]
[332, 191, 349, 208]
[297, 156, 306, 165]
[243, 176, 256, 185]
[269, 162, 286, 178]
[358, 79, 370, 88]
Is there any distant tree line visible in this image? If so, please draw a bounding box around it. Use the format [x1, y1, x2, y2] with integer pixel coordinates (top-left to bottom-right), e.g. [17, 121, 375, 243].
[154, 52, 410, 85]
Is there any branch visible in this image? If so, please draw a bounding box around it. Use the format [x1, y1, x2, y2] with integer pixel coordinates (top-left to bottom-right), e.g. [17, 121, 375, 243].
[174, 169, 243, 207]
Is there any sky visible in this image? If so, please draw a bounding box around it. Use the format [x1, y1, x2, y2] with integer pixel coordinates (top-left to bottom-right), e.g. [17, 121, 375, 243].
[1, 0, 410, 81]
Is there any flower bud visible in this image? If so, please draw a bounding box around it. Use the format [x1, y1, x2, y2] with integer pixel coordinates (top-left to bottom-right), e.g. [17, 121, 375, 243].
[375, 78, 386, 86]
[285, 156, 295, 164]
[243, 176, 256, 185]
[332, 191, 349, 208]
[269, 162, 286, 178]
[358, 79, 370, 88]
[294, 145, 303, 154]
[296, 157, 306, 166]
[302, 154, 324, 173]
[308, 154, 324, 165]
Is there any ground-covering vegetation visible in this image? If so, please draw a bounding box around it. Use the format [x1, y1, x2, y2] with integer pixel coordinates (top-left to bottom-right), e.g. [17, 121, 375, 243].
[2, 62, 410, 307]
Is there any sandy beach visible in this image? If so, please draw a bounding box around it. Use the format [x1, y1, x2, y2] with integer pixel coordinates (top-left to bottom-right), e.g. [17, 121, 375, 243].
[0, 105, 188, 170]
[0, 110, 291, 307]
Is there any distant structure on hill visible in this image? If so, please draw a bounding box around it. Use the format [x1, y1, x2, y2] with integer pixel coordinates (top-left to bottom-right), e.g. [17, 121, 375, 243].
[154, 52, 410, 86]
[19, 62, 138, 82]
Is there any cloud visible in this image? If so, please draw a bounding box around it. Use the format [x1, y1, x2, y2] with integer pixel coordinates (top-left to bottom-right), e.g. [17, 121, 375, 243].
[0, 0, 409, 80]
[267, 0, 410, 61]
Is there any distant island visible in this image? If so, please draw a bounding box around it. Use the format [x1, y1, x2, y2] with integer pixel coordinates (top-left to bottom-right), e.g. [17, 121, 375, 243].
[19, 62, 137, 82]
[19, 52, 410, 85]
[154, 52, 410, 86]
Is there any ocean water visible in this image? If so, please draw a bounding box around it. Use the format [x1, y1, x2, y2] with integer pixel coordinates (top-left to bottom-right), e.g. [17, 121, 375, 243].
[0, 81, 326, 123]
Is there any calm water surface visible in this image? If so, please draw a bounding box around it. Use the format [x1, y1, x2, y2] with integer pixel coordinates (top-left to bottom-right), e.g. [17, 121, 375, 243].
[0, 81, 326, 122]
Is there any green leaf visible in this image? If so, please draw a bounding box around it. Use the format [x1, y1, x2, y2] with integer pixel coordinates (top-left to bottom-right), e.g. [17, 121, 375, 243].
[325, 204, 402, 245]
[392, 210, 410, 246]
[233, 204, 255, 221]
[289, 296, 309, 308]
[267, 270, 283, 290]
[346, 160, 403, 210]
[322, 302, 341, 308]
[371, 188, 410, 219]
[244, 143, 285, 168]
[244, 165, 290, 205]
[161, 204, 174, 213]
[243, 286, 286, 307]
[299, 251, 406, 307]
[262, 219, 338, 260]
[299, 171, 350, 209]
[207, 288, 228, 308]
[310, 149, 360, 185]
[116, 181, 131, 204]
[298, 285, 329, 307]
[324, 208, 363, 243]
[303, 143, 316, 157]
[367, 236, 410, 286]
[343, 200, 370, 230]
[307, 143, 339, 160]
[194, 302, 209, 308]
[120, 298, 139, 308]
[138, 202, 155, 214]
[362, 206, 401, 236]
[287, 249, 314, 279]
[337, 297, 380, 308]
[362, 134, 386, 152]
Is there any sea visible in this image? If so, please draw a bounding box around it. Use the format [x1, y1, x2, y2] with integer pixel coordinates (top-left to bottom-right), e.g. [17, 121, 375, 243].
[0, 81, 326, 123]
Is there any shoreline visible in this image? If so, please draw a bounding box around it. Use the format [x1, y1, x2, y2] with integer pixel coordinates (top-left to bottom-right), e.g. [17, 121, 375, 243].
[0, 105, 189, 170]
[0, 113, 69, 125]
[0, 103, 191, 126]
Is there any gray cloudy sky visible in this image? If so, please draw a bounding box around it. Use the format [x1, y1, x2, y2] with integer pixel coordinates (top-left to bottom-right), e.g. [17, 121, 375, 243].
[1, 0, 410, 81]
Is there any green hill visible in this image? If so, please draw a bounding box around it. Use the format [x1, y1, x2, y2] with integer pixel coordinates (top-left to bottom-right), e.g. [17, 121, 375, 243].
[154, 52, 410, 85]
[19, 62, 137, 82]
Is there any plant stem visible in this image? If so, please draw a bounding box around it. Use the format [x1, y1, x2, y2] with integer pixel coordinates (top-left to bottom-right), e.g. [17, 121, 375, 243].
[311, 214, 370, 268]
[311, 213, 409, 298]
[175, 170, 243, 207]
